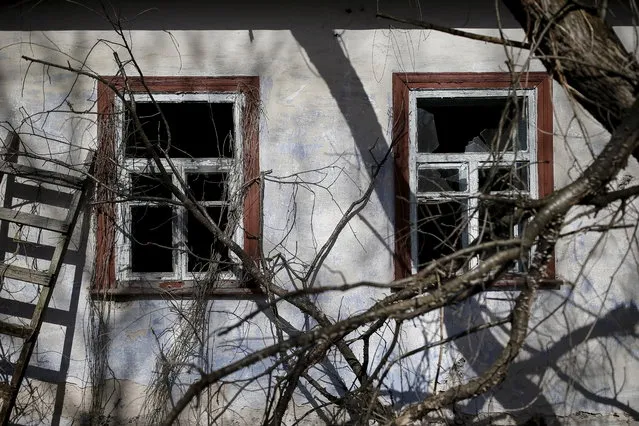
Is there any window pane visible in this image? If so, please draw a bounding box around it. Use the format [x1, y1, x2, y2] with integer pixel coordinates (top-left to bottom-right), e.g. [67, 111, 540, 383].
[479, 163, 529, 192]
[416, 200, 467, 269]
[416, 97, 526, 153]
[478, 201, 525, 271]
[125, 102, 235, 158]
[130, 206, 173, 272]
[187, 173, 227, 202]
[478, 201, 521, 241]
[418, 168, 466, 192]
[131, 173, 172, 199]
[187, 207, 232, 272]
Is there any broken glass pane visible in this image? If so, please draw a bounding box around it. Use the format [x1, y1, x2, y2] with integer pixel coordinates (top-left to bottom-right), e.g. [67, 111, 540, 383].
[187, 173, 228, 202]
[416, 108, 440, 153]
[187, 206, 232, 272]
[416, 97, 526, 153]
[478, 201, 520, 241]
[131, 173, 172, 199]
[125, 102, 235, 158]
[479, 163, 529, 192]
[416, 200, 467, 269]
[417, 168, 467, 192]
[130, 206, 173, 272]
[478, 200, 525, 271]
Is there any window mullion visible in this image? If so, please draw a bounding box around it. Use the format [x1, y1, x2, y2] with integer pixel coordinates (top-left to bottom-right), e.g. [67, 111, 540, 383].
[174, 165, 187, 280]
[409, 92, 419, 274]
[119, 170, 136, 282]
[468, 160, 480, 269]
[527, 91, 539, 199]
[118, 189, 132, 282]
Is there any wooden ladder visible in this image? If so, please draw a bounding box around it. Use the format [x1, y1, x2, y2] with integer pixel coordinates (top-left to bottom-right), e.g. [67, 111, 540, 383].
[0, 133, 94, 425]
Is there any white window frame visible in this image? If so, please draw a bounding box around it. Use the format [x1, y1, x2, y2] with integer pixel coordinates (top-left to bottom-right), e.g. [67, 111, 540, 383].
[114, 92, 245, 283]
[408, 88, 538, 274]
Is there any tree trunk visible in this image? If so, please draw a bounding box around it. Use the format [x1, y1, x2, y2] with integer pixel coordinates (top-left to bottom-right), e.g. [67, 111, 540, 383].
[504, 0, 639, 136]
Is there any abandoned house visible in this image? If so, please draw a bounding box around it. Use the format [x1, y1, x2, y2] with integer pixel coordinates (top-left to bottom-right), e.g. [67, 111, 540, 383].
[0, 0, 637, 424]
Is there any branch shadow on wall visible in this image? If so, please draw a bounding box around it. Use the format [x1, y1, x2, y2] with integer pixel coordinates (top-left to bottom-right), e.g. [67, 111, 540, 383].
[290, 28, 393, 224]
[283, 28, 395, 421]
[255, 26, 639, 426]
[378, 300, 639, 423]
[442, 297, 639, 422]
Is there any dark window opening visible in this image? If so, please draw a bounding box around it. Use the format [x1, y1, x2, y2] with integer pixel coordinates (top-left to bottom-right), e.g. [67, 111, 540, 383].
[187, 173, 227, 202]
[130, 206, 174, 272]
[131, 173, 173, 199]
[418, 168, 467, 193]
[479, 162, 529, 192]
[416, 97, 526, 154]
[187, 207, 231, 272]
[478, 200, 526, 271]
[416, 200, 467, 268]
[125, 102, 235, 158]
[478, 201, 522, 242]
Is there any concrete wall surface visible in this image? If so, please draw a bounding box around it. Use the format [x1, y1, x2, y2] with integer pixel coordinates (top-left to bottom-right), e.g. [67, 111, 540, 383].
[0, 2, 637, 425]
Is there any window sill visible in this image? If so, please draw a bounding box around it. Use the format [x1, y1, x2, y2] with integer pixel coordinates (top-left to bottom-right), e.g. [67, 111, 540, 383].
[91, 279, 261, 301]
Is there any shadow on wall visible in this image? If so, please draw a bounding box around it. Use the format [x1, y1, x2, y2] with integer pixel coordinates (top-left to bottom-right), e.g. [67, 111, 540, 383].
[444, 296, 639, 422]
[290, 28, 394, 223]
[291, 24, 639, 425]
[0, 169, 92, 425]
[381, 299, 639, 422]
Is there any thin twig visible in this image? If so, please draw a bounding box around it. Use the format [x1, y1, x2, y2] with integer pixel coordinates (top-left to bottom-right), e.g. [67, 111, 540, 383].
[376, 12, 530, 50]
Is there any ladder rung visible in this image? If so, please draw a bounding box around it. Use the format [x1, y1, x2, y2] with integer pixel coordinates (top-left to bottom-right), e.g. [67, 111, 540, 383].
[0, 299, 71, 326]
[0, 208, 68, 233]
[0, 360, 64, 383]
[0, 320, 32, 339]
[0, 263, 51, 286]
[0, 382, 10, 400]
[0, 161, 84, 189]
[2, 239, 56, 261]
[11, 182, 73, 208]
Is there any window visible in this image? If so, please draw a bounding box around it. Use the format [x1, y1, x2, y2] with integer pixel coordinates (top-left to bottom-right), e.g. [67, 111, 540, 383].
[392, 73, 554, 284]
[95, 77, 260, 297]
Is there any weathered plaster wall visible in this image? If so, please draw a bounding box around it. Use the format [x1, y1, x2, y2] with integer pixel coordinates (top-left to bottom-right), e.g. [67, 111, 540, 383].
[0, 3, 637, 424]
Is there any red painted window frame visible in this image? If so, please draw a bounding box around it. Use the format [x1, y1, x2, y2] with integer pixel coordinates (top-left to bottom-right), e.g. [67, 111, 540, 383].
[94, 76, 260, 298]
[392, 72, 556, 285]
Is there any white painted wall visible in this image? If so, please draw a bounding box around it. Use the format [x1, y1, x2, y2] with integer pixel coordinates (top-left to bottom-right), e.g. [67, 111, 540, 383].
[0, 5, 637, 424]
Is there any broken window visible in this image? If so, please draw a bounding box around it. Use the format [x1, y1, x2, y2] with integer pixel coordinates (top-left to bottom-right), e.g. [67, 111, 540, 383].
[411, 91, 537, 273]
[95, 77, 260, 295]
[117, 94, 242, 282]
[392, 73, 554, 281]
